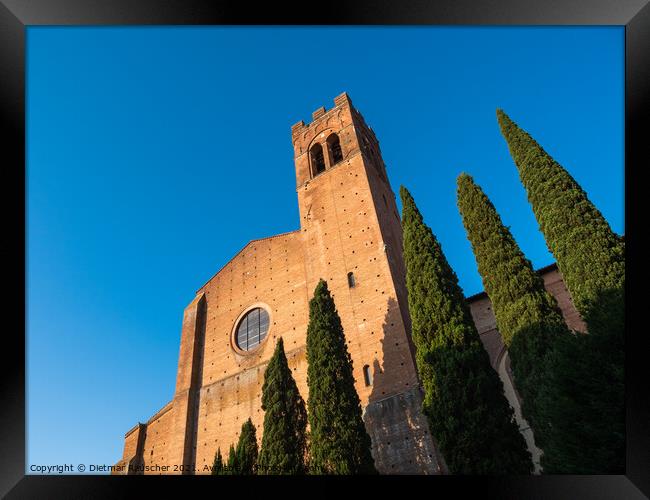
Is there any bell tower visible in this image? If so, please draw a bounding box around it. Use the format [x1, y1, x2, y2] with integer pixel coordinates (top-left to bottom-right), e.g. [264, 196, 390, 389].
[291, 93, 445, 474]
[115, 92, 447, 476]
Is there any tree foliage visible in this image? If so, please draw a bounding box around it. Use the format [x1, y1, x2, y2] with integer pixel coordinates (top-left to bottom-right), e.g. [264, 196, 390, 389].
[400, 185, 532, 474]
[496, 109, 624, 338]
[305, 279, 377, 474]
[497, 110, 624, 473]
[211, 447, 224, 475]
[456, 173, 569, 447]
[258, 337, 308, 474]
[226, 444, 237, 475]
[235, 418, 258, 475]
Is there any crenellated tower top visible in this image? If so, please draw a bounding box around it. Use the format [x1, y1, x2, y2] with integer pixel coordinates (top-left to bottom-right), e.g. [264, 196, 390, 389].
[291, 92, 388, 189]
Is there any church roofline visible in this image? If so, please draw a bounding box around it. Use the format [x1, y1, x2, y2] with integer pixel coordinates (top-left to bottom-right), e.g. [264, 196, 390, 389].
[146, 401, 174, 424]
[465, 262, 559, 303]
[196, 229, 301, 294]
[124, 400, 175, 438]
[124, 422, 144, 438]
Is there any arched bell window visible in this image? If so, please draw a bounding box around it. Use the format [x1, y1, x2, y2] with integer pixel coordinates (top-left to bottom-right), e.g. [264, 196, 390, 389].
[311, 143, 326, 176]
[326, 133, 343, 166]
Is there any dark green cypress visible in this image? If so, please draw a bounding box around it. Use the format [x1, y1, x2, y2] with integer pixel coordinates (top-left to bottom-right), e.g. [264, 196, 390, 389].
[226, 444, 237, 475]
[496, 109, 624, 339]
[258, 337, 308, 475]
[536, 328, 625, 472]
[456, 173, 570, 448]
[235, 418, 258, 475]
[497, 110, 624, 473]
[305, 279, 376, 475]
[400, 186, 532, 474]
[211, 447, 224, 475]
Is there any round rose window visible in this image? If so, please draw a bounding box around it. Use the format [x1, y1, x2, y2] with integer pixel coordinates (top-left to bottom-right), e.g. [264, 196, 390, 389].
[235, 307, 270, 351]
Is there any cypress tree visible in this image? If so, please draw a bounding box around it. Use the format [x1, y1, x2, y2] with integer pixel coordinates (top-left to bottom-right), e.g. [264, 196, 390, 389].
[456, 173, 570, 448]
[258, 337, 308, 475]
[211, 447, 224, 475]
[226, 444, 237, 475]
[496, 109, 624, 339]
[497, 110, 624, 473]
[400, 186, 532, 474]
[305, 279, 376, 475]
[235, 418, 258, 475]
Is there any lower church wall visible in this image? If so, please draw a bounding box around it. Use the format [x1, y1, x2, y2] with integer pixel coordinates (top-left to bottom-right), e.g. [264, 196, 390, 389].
[115, 264, 583, 475]
[364, 387, 446, 474]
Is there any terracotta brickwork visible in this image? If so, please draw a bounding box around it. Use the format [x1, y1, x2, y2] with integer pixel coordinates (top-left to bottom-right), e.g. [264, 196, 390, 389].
[468, 263, 587, 370]
[114, 93, 585, 475]
[141, 403, 174, 470]
[466, 263, 586, 472]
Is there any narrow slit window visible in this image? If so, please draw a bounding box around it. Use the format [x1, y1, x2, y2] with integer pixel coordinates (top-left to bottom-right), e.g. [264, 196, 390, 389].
[363, 365, 373, 386]
[347, 271, 356, 288]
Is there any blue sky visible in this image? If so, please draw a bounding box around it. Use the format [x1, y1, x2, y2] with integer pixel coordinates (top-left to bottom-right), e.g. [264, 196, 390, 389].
[26, 26, 623, 473]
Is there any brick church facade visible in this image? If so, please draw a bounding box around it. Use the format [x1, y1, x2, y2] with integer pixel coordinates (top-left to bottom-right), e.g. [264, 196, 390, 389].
[114, 93, 585, 475]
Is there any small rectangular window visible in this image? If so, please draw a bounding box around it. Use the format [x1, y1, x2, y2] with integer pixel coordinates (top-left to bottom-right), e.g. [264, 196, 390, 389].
[347, 272, 356, 288]
[363, 365, 373, 386]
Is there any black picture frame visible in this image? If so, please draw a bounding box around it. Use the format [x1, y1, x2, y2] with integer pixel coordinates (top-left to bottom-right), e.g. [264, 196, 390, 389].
[1, 1, 647, 497]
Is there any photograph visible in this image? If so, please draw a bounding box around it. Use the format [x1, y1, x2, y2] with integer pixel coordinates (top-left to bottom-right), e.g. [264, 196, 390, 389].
[2, 2, 646, 495]
[24, 26, 625, 478]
